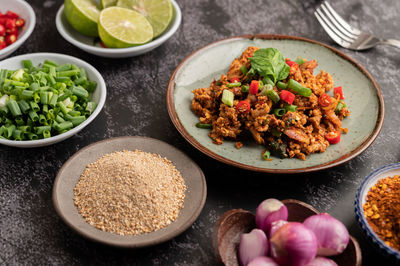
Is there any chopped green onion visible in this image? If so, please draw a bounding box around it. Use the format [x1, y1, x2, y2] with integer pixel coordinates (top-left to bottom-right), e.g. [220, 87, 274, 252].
[274, 108, 286, 117]
[18, 100, 30, 113]
[222, 89, 234, 107]
[295, 57, 305, 65]
[284, 104, 297, 112]
[287, 79, 312, 97]
[7, 99, 22, 116]
[241, 85, 249, 93]
[195, 122, 212, 129]
[263, 150, 271, 160]
[276, 81, 288, 90]
[226, 82, 241, 88]
[335, 101, 346, 113]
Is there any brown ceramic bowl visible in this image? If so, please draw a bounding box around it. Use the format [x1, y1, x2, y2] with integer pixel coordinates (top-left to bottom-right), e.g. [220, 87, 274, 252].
[213, 199, 362, 266]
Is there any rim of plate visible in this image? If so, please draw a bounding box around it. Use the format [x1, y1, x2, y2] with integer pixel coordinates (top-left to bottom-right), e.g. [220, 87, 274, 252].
[55, 0, 182, 54]
[0, 53, 106, 147]
[166, 34, 385, 174]
[52, 136, 207, 248]
[0, 0, 36, 57]
[355, 163, 400, 260]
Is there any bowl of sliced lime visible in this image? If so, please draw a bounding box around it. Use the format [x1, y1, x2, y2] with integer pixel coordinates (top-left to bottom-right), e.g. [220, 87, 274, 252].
[55, 0, 181, 58]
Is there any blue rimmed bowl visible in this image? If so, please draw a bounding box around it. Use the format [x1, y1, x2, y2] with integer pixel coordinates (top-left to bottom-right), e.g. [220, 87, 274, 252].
[355, 163, 400, 261]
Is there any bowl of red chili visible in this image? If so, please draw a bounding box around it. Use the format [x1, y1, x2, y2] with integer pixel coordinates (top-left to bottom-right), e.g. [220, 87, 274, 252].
[355, 163, 400, 261]
[0, 0, 36, 60]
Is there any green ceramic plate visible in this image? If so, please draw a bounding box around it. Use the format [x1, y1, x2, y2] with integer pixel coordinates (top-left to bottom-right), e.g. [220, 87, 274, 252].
[166, 35, 384, 173]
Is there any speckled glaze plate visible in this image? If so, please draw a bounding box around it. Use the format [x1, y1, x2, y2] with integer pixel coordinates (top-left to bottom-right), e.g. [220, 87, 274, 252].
[166, 34, 384, 173]
[52, 136, 207, 248]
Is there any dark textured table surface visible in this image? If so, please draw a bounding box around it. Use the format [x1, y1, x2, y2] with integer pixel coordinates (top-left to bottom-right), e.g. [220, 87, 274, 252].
[1, 0, 400, 265]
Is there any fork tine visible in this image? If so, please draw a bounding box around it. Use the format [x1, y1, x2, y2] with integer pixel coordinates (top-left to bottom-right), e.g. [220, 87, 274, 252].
[315, 8, 355, 43]
[322, 1, 361, 35]
[320, 4, 358, 40]
[315, 8, 353, 45]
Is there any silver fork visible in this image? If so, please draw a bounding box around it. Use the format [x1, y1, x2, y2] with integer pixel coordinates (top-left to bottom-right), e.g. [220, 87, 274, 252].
[314, 1, 400, 50]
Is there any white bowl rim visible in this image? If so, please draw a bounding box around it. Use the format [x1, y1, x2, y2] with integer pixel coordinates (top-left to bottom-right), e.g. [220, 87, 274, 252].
[0, 53, 107, 147]
[0, 0, 36, 57]
[55, 0, 182, 54]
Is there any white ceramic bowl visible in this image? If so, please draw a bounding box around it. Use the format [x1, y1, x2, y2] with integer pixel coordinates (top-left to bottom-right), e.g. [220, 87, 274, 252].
[0, 0, 36, 60]
[55, 0, 182, 58]
[0, 53, 106, 148]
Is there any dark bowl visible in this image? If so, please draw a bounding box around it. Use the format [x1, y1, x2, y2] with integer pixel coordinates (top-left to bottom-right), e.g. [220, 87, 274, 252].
[213, 199, 362, 266]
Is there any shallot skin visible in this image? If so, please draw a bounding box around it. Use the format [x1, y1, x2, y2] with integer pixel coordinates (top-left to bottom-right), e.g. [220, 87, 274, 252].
[248, 256, 279, 266]
[270, 222, 318, 266]
[303, 213, 349, 256]
[255, 199, 288, 234]
[238, 229, 269, 266]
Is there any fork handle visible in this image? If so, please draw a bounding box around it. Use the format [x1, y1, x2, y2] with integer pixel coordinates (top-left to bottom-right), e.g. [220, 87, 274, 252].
[381, 39, 400, 48]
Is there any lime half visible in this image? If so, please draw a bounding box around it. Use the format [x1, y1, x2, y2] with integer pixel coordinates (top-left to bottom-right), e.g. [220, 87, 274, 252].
[64, 0, 101, 37]
[117, 0, 173, 38]
[100, 0, 117, 9]
[98, 7, 153, 48]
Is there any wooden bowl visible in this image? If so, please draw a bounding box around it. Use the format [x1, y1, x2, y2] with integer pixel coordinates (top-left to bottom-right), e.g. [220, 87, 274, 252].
[213, 199, 362, 266]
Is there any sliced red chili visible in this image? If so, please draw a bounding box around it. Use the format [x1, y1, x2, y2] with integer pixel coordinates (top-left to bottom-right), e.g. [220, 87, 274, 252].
[230, 77, 240, 83]
[6, 27, 18, 35]
[5, 11, 19, 19]
[236, 100, 251, 113]
[15, 18, 25, 28]
[318, 93, 332, 107]
[5, 18, 16, 29]
[286, 59, 299, 74]
[334, 86, 344, 99]
[280, 90, 295, 105]
[249, 80, 259, 95]
[5, 34, 17, 46]
[0, 24, 5, 36]
[325, 131, 341, 144]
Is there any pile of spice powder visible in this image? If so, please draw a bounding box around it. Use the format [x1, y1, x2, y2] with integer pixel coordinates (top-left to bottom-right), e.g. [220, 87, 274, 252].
[363, 175, 400, 250]
[74, 150, 186, 236]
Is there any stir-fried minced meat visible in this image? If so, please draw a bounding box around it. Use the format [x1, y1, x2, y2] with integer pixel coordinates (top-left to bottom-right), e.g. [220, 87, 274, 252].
[191, 46, 350, 160]
[209, 104, 241, 145]
[227, 46, 259, 81]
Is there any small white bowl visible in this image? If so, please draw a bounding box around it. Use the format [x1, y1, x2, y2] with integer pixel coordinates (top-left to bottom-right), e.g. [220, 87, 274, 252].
[55, 0, 182, 58]
[0, 0, 36, 60]
[0, 53, 106, 148]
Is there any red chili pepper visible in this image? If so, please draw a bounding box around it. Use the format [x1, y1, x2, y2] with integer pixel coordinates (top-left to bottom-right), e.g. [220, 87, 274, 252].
[6, 27, 18, 35]
[325, 131, 341, 144]
[333, 86, 344, 100]
[230, 77, 240, 83]
[15, 18, 25, 28]
[286, 59, 299, 74]
[5, 19, 16, 29]
[236, 100, 251, 113]
[0, 24, 5, 36]
[5, 11, 19, 19]
[318, 93, 332, 107]
[5, 34, 17, 46]
[249, 80, 259, 95]
[0, 17, 6, 25]
[280, 90, 295, 104]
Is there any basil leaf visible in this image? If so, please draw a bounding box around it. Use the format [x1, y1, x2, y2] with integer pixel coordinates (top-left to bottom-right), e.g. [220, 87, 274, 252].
[249, 48, 290, 84]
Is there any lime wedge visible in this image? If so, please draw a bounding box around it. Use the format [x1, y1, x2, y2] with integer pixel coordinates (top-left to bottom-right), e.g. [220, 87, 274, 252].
[64, 0, 101, 37]
[100, 0, 117, 9]
[98, 7, 153, 48]
[117, 0, 173, 38]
